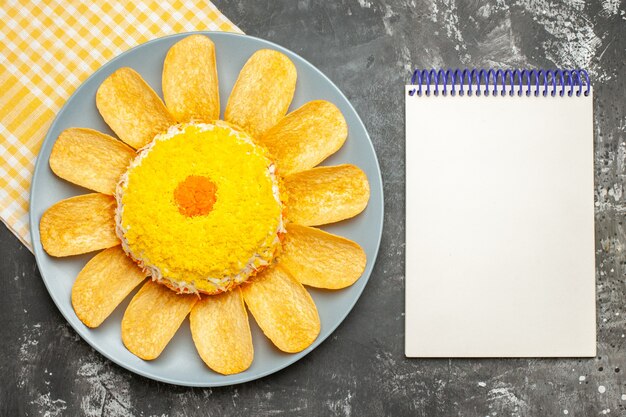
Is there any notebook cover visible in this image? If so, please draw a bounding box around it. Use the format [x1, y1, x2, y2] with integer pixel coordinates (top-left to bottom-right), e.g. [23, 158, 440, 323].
[405, 82, 596, 357]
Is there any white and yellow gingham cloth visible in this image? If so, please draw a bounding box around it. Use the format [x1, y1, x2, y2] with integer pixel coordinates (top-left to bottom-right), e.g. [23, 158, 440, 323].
[0, 0, 241, 250]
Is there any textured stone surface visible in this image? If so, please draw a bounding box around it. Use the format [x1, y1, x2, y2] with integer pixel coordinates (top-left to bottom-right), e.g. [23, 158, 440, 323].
[1, 0, 625, 415]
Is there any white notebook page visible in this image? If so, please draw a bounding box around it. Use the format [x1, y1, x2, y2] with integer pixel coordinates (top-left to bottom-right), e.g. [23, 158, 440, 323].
[405, 86, 596, 357]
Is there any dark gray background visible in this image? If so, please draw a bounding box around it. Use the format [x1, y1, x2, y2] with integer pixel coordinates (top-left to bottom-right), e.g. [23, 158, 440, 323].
[1, 0, 625, 415]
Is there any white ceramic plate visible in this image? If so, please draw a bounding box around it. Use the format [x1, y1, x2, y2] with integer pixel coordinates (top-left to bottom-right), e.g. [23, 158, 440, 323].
[30, 32, 383, 386]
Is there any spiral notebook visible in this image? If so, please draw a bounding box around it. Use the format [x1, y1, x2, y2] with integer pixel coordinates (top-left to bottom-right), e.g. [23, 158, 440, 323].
[405, 69, 596, 357]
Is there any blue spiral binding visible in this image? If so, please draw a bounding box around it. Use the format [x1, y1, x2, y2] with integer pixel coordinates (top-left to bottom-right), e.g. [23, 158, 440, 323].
[408, 68, 590, 97]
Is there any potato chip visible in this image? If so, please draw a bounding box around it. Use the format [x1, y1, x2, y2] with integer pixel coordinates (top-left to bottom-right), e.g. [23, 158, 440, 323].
[259, 100, 347, 175]
[163, 34, 220, 123]
[279, 224, 366, 289]
[96, 67, 175, 149]
[121, 281, 198, 360]
[72, 246, 147, 328]
[190, 289, 253, 374]
[49, 128, 135, 195]
[225, 49, 296, 138]
[284, 164, 370, 226]
[40, 193, 119, 257]
[242, 266, 320, 353]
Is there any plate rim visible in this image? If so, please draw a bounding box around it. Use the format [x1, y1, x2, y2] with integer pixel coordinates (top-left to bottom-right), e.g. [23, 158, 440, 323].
[29, 31, 384, 387]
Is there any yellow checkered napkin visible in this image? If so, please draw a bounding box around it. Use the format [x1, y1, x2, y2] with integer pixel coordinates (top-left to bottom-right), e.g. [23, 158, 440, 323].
[0, 0, 241, 250]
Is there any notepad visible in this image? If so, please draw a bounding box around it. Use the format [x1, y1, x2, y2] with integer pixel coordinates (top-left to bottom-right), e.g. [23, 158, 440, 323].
[405, 70, 596, 357]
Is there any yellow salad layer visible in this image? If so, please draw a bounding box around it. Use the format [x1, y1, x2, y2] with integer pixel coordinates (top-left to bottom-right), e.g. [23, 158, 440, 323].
[115, 122, 284, 294]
